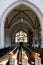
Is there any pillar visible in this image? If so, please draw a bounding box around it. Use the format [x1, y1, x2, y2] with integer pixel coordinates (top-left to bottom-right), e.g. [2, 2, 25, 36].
[41, 19, 43, 49]
[5, 28, 11, 47]
[41, 33, 43, 49]
[33, 29, 39, 48]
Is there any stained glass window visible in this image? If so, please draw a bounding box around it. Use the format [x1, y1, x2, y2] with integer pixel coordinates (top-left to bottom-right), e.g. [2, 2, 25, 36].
[15, 30, 27, 42]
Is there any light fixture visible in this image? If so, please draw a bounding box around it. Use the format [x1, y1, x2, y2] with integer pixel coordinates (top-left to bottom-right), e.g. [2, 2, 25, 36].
[21, 18, 23, 22]
[37, 53, 40, 57]
[31, 61, 35, 64]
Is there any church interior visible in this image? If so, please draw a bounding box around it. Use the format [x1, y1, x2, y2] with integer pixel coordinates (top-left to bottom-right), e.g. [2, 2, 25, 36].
[0, 4, 43, 65]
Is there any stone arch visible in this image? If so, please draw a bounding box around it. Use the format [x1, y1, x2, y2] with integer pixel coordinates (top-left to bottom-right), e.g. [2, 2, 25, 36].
[0, 0, 43, 49]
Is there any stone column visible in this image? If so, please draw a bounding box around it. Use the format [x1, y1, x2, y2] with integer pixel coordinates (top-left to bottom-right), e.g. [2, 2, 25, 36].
[0, 24, 5, 49]
[41, 33, 43, 49]
[5, 28, 11, 47]
[0, 24, 4, 49]
[41, 20, 43, 49]
[33, 29, 39, 48]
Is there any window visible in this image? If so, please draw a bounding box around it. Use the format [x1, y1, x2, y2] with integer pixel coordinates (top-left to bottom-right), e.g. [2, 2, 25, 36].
[15, 30, 27, 43]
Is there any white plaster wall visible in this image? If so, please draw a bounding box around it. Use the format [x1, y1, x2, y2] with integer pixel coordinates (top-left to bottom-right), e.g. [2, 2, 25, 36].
[0, 0, 43, 18]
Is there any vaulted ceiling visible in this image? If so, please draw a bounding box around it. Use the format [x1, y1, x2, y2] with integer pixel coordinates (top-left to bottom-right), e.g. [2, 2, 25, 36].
[5, 4, 41, 33]
[5, 4, 41, 41]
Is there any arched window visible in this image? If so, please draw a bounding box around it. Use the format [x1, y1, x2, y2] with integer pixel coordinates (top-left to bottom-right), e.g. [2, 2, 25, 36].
[15, 30, 27, 43]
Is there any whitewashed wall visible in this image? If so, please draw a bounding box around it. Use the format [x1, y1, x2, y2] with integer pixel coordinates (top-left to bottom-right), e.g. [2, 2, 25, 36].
[0, 0, 43, 18]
